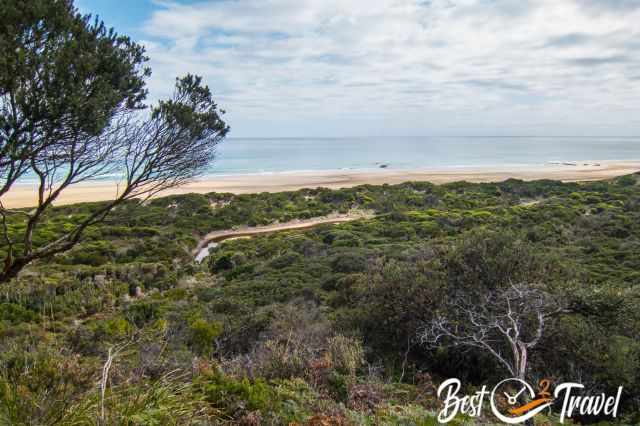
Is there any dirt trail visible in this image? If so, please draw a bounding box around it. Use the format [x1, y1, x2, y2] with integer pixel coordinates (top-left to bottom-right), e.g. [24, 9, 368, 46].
[192, 210, 373, 259]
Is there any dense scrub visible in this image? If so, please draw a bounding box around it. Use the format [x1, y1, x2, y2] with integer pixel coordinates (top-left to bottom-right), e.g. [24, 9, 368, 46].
[1, 175, 640, 424]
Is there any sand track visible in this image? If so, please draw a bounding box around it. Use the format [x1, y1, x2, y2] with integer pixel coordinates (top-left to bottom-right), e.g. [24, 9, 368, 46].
[192, 211, 373, 260]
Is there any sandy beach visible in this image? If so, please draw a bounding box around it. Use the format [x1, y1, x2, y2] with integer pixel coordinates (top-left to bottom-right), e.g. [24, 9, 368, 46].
[3, 160, 640, 208]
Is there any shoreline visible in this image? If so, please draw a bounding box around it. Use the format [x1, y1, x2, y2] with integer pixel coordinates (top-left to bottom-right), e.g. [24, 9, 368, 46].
[3, 160, 640, 208]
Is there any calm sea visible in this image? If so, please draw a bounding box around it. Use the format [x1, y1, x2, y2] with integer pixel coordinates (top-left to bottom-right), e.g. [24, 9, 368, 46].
[207, 136, 640, 175]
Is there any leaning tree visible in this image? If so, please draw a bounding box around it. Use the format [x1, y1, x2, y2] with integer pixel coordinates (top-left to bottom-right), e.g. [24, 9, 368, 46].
[0, 0, 229, 283]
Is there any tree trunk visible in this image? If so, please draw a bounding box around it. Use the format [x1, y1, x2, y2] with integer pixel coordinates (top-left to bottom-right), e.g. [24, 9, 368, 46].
[0, 257, 28, 284]
[517, 343, 534, 426]
[517, 342, 528, 382]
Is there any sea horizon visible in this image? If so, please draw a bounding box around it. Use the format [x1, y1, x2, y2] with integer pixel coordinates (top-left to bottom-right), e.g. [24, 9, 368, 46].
[15, 135, 640, 185]
[205, 136, 640, 176]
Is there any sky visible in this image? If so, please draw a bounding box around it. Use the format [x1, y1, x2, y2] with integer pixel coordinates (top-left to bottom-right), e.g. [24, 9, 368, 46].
[76, 0, 640, 138]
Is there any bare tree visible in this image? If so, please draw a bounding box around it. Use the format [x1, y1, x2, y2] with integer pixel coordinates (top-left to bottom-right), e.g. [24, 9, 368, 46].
[0, 75, 228, 283]
[420, 281, 567, 381]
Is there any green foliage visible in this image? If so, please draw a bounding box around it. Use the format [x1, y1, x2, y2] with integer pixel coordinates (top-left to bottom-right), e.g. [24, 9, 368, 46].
[0, 303, 38, 324]
[327, 371, 350, 402]
[125, 301, 165, 327]
[0, 0, 231, 285]
[98, 375, 212, 425]
[0, 346, 94, 425]
[268, 251, 302, 269]
[153, 74, 229, 140]
[188, 318, 223, 355]
[615, 174, 637, 187]
[2, 175, 640, 422]
[203, 371, 275, 416]
[211, 254, 234, 272]
[0, 0, 150, 135]
[442, 229, 555, 291]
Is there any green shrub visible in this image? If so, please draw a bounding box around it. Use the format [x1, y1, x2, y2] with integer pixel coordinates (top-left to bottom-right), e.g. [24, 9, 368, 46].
[268, 251, 302, 269]
[91, 376, 212, 425]
[326, 371, 349, 402]
[331, 252, 367, 273]
[616, 174, 636, 187]
[189, 319, 223, 355]
[323, 230, 362, 247]
[0, 347, 94, 425]
[0, 303, 38, 324]
[203, 372, 275, 417]
[210, 254, 234, 272]
[124, 301, 165, 327]
[92, 317, 133, 340]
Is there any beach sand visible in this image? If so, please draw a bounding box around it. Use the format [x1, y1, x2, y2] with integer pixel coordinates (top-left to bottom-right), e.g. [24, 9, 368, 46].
[3, 160, 640, 208]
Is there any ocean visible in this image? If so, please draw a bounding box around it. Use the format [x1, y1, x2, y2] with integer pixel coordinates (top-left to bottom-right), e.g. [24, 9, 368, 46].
[209, 136, 640, 175]
[16, 136, 640, 184]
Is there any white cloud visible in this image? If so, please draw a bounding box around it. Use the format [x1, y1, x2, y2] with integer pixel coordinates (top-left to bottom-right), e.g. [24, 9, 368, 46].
[140, 0, 640, 136]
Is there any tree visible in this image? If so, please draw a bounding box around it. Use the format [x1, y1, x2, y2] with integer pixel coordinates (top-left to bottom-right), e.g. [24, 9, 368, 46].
[0, 1, 229, 283]
[0, 0, 149, 195]
[420, 281, 565, 381]
[419, 231, 567, 381]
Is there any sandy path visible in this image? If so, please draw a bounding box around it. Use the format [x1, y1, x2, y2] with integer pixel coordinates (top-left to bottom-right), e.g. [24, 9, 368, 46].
[4, 160, 640, 208]
[192, 211, 372, 258]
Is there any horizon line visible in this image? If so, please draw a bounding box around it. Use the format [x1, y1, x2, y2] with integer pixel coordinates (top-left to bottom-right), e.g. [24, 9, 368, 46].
[226, 135, 640, 139]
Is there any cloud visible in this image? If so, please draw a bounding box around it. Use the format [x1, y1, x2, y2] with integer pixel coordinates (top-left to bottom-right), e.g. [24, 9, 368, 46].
[544, 33, 592, 48]
[566, 55, 630, 66]
[138, 0, 640, 136]
[575, 0, 640, 13]
[459, 79, 530, 92]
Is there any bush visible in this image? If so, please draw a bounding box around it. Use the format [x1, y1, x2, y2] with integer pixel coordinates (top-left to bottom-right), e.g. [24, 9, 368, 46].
[124, 301, 165, 327]
[203, 371, 274, 417]
[189, 319, 223, 355]
[324, 373, 350, 404]
[322, 230, 362, 247]
[331, 252, 367, 273]
[616, 174, 636, 187]
[442, 229, 552, 290]
[210, 254, 234, 272]
[233, 301, 331, 380]
[92, 317, 133, 340]
[0, 303, 38, 324]
[327, 335, 364, 377]
[0, 347, 94, 425]
[268, 251, 302, 269]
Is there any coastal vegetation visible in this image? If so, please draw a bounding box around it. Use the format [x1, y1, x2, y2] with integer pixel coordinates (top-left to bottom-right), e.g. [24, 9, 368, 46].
[1, 175, 639, 424]
[1, 1, 639, 425]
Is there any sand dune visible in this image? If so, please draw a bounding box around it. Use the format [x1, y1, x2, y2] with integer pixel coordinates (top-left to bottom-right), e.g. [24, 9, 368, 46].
[3, 160, 640, 208]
